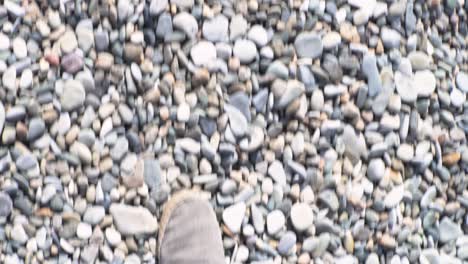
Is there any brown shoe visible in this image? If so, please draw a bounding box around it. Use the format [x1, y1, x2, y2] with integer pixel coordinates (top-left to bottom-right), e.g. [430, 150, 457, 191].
[158, 190, 225, 264]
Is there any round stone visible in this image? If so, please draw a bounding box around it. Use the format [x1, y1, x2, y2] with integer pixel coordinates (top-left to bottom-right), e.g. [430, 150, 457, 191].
[247, 25, 268, 46]
[367, 159, 385, 182]
[414, 70, 436, 97]
[322, 31, 341, 50]
[233, 39, 257, 64]
[267, 210, 285, 235]
[290, 203, 313, 232]
[202, 15, 228, 42]
[12, 37, 27, 59]
[294, 32, 323, 59]
[0, 192, 13, 217]
[456, 71, 468, 92]
[61, 80, 86, 111]
[76, 222, 93, 239]
[190, 41, 217, 66]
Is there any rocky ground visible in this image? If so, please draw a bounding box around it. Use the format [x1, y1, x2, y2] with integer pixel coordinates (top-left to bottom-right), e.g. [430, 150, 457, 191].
[0, 0, 468, 263]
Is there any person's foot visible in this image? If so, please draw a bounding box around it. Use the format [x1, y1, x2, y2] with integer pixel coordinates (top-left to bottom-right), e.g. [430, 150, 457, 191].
[158, 190, 225, 264]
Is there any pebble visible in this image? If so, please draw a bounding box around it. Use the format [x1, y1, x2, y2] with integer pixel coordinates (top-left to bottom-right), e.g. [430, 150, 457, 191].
[76, 222, 93, 239]
[439, 217, 463, 243]
[61, 80, 86, 111]
[367, 158, 385, 182]
[267, 210, 285, 235]
[173, 12, 198, 39]
[190, 41, 217, 66]
[294, 32, 323, 59]
[12, 37, 27, 59]
[0, 192, 13, 217]
[248, 25, 268, 46]
[109, 204, 158, 235]
[233, 39, 257, 64]
[278, 231, 297, 255]
[456, 72, 468, 92]
[222, 202, 246, 234]
[384, 185, 404, 208]
[202, 15, 228, 42]
[290, 203, 313, 232]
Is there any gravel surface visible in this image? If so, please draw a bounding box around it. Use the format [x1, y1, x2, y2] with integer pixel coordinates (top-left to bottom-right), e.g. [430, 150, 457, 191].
[0, 0, 468, 263]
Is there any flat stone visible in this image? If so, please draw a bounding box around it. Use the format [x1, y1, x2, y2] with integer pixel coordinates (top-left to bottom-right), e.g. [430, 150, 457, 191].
[83, 206, 105, 225]
[362, 54, 382, 97]
[384, 185, 405, 208]
[230, 15, 248, 40]
[380, 27, 401, 49]
[267, 210, 285, 235]
[28, 117, 46, 142]
[61, 79, 86, 111]
[76, 222, 93, 239]
[156, 13, 173, 38]
[144, 159, 161, 190]
[408, 51, 431, 70]
[395, 71, 417, 102]
[202, 15, 229, 42]
[397, 144, 414, 162]
[233, 39, 257, 63]
[71, 141, 92, 164]
[225, 104, 248, 137]
[60, 31, 78, 53]
[290, 203, 314, 232]
[177, 138, 201, 154]
[342, 125, 368, 163]
[190, 41, 217, 66]
[294, 32, 323, 59]
[222, 202, 246, 233]
[11, 224, 28, 244]
[149, 0, 167, 15]
[439, 217, 463, 243]
[61, 52, 84, 74]
[173, 12, 198, 39]
[367, 158, 385, 182]
[0, 192, 13, 217]
[318, 189, 339, 211]
[268, 160, 287, 186]
[248, 25, 268, 46]
[12, 37, 27, 59]
[414, 70, 436, 97]
[2, 66, 17, 91]
[456, 72, 468, 92]
[19, 68, 33, 89]
[278, 231, 297, 255]
[111, 137, 129, 161]
[322, 31, 341, 50]
[109, 204, 158, 235]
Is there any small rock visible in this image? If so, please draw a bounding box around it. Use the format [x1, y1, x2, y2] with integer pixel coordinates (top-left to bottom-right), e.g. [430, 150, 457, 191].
[222, 202, 246, 234]
[294, 32, 323, 59]
[109, 204, 158, 235]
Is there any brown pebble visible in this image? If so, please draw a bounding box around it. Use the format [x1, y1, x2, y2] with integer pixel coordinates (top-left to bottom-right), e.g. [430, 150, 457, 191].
[442, 152, 461, 166]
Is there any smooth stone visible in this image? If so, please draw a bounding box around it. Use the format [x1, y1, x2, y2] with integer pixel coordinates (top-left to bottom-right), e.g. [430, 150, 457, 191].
[149, 0, 167, 15]
[144, 159, 161, 190]
[111, 137, 129, 161]
[421, 186, 437, 208]
[342, 125, 368, 162]
[229, 92, 250, 121]
[225, 104, 248, 137]
[177, 138, 201, 154]
[109, 204, 158, 235]
[61, 79, 86, 111]
[395, 71, 417, 102]
[76, 222, 92, 239]
[276, 80, 305, 109]
[105, 227, 122, 246]
[278, 231, 297, 255]
[450, 88, 465, 107]
[268, 160, 287, 186]
[362, 54, 382, 97]
[12, 37, 27, 59]
[71, 141, 92, 164]
[322, 31, 341, 50]
[60, 31, 78, 53]
[247, 25, 268, 46]
[83, 206, 105, 225]
[11, 224, 28, 244]
[0, 102, 4, 135]
[173, 12, 198, 39]
[230, 15, 248, 40]
[177, 103, 190, 122]
[367, 158, 385, 182]
[397, 144, 414, 162]
[61, 52, 84, 74]
[16, 154, 38, 171]
[202, 15, 228, 42]
[408, 51, 431, 70]
[0, 192, 13, 217]
[28, 117, 46, 142]
[380, 27, 401, 49]
[318, 189, 339, 211]
[233, 39, 257, 63]
[156, 13, 173, 38]
[266, 61, 288, 79]
[19, 68, 33, 89]
[456, 72, 468, 92]
[222, 202, 246, 234]
[2, 66, 17, 91]
[0, 33, 10, 50]
[190, 41, 217, 66]
[414, 70, 436, 97]
[384, 185, 405, 208]
[294, 32, 323, 59]
[267, 210, 285, 235]
[290, 203, 313, 232]
[439, 217, 463, 243]
[171, 0, 193, 8]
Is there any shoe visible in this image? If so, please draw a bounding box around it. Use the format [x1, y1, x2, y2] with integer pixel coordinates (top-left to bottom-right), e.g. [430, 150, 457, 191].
[158, 190, 225, 264]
